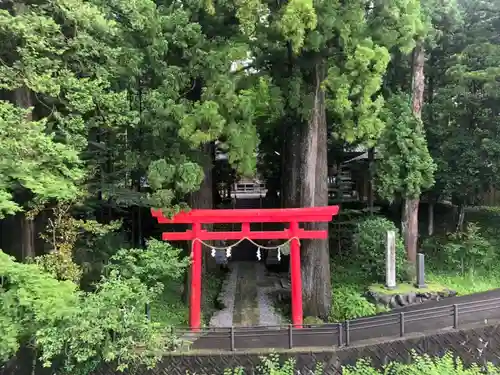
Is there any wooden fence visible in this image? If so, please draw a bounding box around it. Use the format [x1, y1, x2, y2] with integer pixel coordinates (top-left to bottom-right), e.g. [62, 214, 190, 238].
[175, 295, 500, 351]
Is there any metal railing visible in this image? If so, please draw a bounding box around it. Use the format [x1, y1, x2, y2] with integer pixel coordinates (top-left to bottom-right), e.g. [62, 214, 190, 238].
[231, 183, 267, 197]
[172, 296, 500, 351]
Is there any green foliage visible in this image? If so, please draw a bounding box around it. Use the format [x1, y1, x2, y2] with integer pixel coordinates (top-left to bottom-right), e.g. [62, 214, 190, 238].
[318, 1, 423, 145]
[330, 285, 378, 322]
[279, 0, 317, 52]
[223, 368, 245, 375]
[219, 353, 500, 374]
[0, 250, 78, 363]
[107, 239, 189, 288]
[147, 159, 204, 209]
[352, 217, 407, 282]
[38, 273, 165, 374]
[149, 280, 189, 327]
[256, 353, 324, 375]
[375, 94, 436, 201]
[31, 201, 122, 283]
[428, 271, 500, 296]
[0, 102, 83, 217]
[325, 40, 391, 144]
[0, 250, 166, 374]
[257, 353, 296, 375]
[425, 0, 500, 204]
[303, 316, 324, 325]
[422, 223, 495, 274]
[344, 352, 500, 374]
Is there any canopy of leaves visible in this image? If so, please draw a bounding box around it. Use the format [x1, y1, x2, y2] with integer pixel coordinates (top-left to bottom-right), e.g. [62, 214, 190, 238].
[425, 0, 500, 203]
[375, 94, 436, 201]
[0, 249, 167, 374]
[0, 102, 83, 217]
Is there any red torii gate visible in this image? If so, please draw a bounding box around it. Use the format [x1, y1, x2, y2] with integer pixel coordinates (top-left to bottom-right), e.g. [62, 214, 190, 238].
[151, 205, 340, 330]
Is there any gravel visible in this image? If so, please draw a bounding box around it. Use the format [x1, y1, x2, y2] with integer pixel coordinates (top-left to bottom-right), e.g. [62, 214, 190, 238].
[256, 263, 284, 327]
[209, 262, 285, 328]
[209, 263, 239, 327]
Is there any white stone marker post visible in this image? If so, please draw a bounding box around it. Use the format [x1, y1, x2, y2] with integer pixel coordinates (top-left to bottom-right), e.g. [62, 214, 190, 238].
[386, 230, 397, 289]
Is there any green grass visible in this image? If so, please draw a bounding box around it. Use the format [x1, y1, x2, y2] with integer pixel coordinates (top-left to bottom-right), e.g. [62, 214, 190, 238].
[427, 271, 500, 295]
[331, 262, 500, 322]
[327, 205, 500, 322]
[368, 281, 448, 296]
[150, 280, 189, 327]
[149, 270, 225, 328]
[201, 270, 225, 325]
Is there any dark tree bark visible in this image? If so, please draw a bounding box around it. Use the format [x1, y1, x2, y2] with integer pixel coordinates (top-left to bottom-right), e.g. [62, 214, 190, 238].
[281, 122, 301, 208]
[456, 203, 465, 232]
[368, 147, 375, 214]
[14, 87, 36, 259]
[403, 41, 425, 264]
[190, 142, 216, 272]
[281, 41, 301, 210]
[298, 61, 331, 319]
[428, 201, 434, 236]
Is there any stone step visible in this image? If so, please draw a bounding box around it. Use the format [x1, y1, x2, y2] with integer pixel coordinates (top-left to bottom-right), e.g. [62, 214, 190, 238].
[265, 250, 281, 265]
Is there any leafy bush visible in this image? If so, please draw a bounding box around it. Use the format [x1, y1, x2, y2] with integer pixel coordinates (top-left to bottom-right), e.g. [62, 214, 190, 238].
[352, 217, 406, 282]
[0, 250, 166, 374]
[148, 279, 189, 327]
[423, 223, 495, 274]
[344, 352, 500, 374]
[256, 353, 323, 375]
[107, 238, 189, 287]
[444, 223, 495, 273]
[303, 316, 325, 325]
[30, 202, 123, 284]
[329, 285, 378, 322]
[217, 353, 500, 374]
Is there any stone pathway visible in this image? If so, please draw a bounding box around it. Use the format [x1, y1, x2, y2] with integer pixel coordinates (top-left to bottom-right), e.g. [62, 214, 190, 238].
[233, 262, 260, 326]
[209, 262, 285, 328]
[209, 265, 238, 327]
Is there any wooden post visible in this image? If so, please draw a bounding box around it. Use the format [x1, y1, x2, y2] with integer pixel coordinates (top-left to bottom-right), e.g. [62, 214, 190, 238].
[289, 221, 303, 328]
[190, 222, 202, 331]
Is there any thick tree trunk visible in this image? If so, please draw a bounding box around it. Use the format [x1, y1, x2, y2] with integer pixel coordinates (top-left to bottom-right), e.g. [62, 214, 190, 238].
[281, 122, 301, 208]
[182, 143, 215, 304]
[14, 87, 36, 259]
[403, 41, 425, 264]
[402, 199, 419, 264]
[428, 201, 434, 236]
[456, 203, 465, 232]
[368, 147, 375, 214]
[281, 41, 301, 210]
[190, 142, 216, 271]
[299, 62, 331, 319]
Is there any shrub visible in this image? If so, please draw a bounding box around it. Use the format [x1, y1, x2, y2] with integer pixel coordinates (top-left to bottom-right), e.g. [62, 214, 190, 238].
[423, 223, 495, 274]
[107, 239, 189, 287]
[344, 352, 500, 374]
[443, 223, 495, 273]
[0, 250, 165, 374]
[329, 285, 377, 322]
[256, 353, 323, 375]
[303, 316, 324, 326]
[352, 217, 406, 282]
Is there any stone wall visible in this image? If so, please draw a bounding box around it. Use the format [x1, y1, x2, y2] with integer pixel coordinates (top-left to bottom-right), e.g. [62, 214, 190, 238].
[91, 323, 500, 375]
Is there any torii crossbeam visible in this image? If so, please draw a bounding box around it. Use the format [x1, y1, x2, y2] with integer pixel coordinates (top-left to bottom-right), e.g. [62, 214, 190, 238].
[151, 205, 340, 330]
